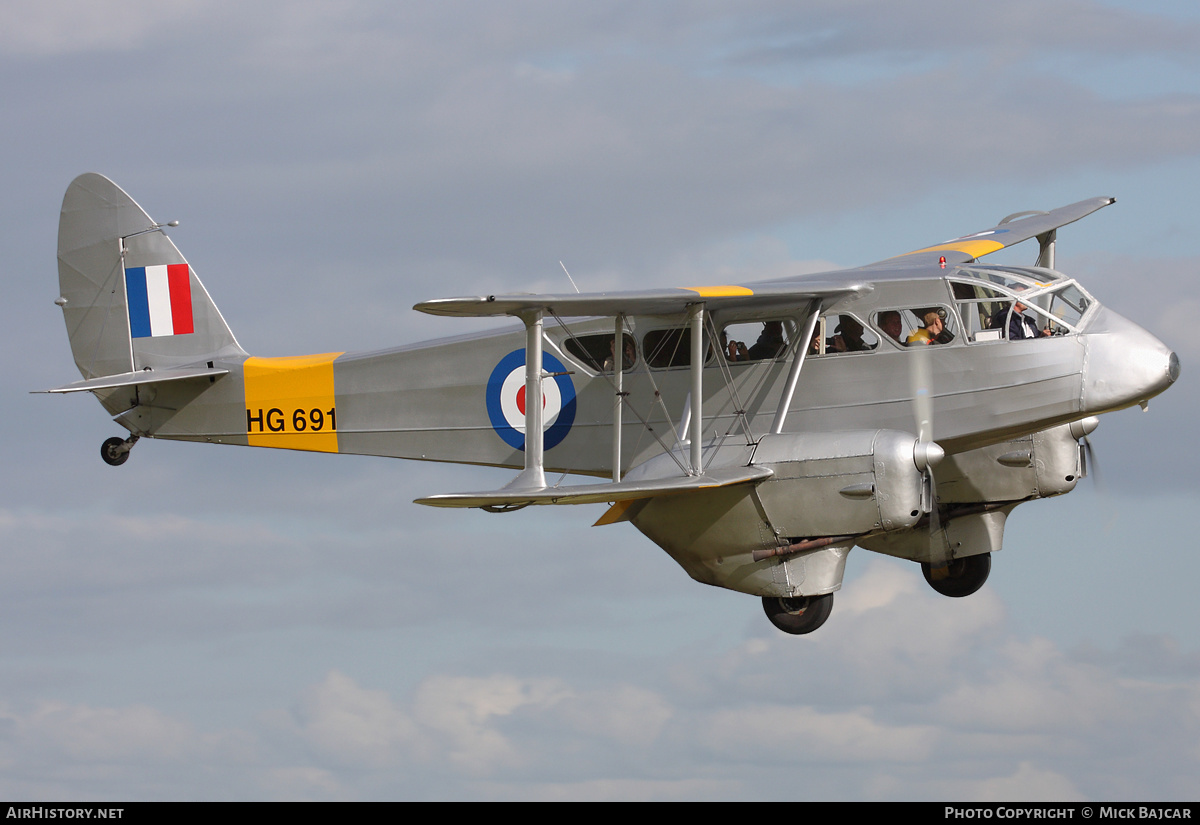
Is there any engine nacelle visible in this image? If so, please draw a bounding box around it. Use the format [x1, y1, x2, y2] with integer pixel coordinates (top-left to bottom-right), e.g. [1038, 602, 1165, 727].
[751, 429, 927, 537]
[628, 429, 927, 599]
[937, 420, 1088, 504]
[858, 419, 1094, 563]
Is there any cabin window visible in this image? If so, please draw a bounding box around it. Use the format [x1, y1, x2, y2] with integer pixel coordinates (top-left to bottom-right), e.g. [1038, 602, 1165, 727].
[817, 313, 879, 355]
[563, 333, 637, 372]
[718, 320, 795, 363]
[643, 327, 714, 369]
[874, 307, 958, 347]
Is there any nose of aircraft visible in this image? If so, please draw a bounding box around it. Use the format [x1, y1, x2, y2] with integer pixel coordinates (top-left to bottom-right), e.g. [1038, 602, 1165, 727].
[1083, 306, 1179, 413]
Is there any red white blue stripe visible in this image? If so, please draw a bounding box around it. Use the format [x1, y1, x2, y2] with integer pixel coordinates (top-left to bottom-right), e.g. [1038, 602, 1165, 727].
[125, 264, 194, 338]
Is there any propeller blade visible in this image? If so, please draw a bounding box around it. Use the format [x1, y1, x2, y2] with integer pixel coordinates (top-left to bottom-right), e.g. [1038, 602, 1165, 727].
[1082, 435, 1103, 490]
[1069, 417, 1102, 491]
[925, 464, 950, 574]
[908, 346, 949, 572]
[911, 346, 933, 444]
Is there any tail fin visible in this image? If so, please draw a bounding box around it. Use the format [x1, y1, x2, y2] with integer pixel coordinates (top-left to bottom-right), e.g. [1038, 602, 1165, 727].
[57, 173, 245, 380]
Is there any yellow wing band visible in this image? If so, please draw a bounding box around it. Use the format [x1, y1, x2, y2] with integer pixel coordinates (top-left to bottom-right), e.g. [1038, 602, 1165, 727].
[682, 285, 755, 297]
[902, 239, 1006, 260]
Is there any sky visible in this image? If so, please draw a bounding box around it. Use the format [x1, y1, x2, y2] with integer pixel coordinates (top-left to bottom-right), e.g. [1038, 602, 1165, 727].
[2, 0, 1198, 801]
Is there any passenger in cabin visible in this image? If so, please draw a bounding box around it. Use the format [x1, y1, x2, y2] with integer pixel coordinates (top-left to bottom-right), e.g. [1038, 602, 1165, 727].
[603, 336, 637, 371]
[722, 331, 749, 362]
[877, 310, 903, 343]
[829, 315, 872, 352]
[907, 309, 954, 346]
[747, 321, 786, 360]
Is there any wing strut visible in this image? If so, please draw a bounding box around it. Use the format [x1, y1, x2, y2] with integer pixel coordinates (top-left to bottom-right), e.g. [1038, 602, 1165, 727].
[770, 302, 821, 435]
[613, 314, 624, 482]
[689, 302, 704, 475]
[505, 309, 546, 492]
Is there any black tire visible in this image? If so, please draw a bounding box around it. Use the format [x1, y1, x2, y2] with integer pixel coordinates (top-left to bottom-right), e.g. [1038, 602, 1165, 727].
[762, 593, 834, 635]
[922, 552, 991, 598]
[100, 437, 130, 467]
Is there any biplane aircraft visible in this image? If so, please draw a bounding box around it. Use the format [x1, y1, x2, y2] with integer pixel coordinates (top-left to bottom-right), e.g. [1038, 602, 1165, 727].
[45, 173, 1179, 635]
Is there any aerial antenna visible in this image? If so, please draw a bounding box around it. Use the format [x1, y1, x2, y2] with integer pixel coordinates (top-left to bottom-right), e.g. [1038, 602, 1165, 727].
[559, 261, 581, 294]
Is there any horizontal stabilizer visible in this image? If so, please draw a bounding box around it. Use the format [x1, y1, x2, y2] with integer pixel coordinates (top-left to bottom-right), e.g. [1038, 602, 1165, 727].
[415, 464, 774, 509]
[38, 365, 229, 394]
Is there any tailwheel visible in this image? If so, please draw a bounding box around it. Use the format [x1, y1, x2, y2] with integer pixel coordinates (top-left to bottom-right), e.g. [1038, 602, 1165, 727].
[921, 552, 991, 598]
[762, 593, 834, 635]
[100, 435, 137, 467]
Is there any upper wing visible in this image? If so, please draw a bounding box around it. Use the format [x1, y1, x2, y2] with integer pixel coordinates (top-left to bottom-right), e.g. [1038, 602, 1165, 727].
[861, 196, 1115, 271]
[416, 197, 1115, 320]
[414, 280, 868, 319]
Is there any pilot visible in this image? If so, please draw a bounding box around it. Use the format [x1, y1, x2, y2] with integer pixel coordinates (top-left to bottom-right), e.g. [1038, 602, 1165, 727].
[877, 310, 903, 343]
[907, 309, 954, 346]
[747, 321, 786, 360]
[989, 297, 1050, 339]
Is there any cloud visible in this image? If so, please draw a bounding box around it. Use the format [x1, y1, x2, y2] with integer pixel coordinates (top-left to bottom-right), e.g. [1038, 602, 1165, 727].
[929, 761, 1087, 803]
[288, 671, 426, 768]
[0, 562, 1194, 800]
[0, 0, 207, 56]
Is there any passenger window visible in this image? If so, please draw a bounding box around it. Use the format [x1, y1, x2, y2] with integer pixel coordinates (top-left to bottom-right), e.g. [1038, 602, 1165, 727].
[564, 333, 636, 372]
[643, 328, 714, 369]
[719, 320, 795, 363]
[822, 313, 878, 355]
[874, 307, 957, 347]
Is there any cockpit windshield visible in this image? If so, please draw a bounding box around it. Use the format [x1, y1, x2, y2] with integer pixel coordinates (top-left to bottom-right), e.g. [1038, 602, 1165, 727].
[951, 265, 1096, 341]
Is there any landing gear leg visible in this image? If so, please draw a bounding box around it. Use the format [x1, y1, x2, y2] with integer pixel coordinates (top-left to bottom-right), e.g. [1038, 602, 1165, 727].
[100, 435, 139, 467]
[922, 552, 991, 598]
[762, 593, 834, 635]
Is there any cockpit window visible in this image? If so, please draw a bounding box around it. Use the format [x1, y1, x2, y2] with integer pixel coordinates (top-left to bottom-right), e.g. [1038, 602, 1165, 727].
[956, 265, 1061, 291]
[952, 267, 1096, 340]
[953, 281, 1018, 341]
[1043, 283, 1091, 328]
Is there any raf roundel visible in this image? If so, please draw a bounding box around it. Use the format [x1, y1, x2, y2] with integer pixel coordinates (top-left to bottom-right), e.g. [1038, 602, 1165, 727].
[486, 349, 576, 451]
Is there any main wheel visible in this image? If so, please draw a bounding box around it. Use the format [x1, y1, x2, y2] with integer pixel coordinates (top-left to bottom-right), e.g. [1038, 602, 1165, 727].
[922, 552, 991, 598]
[100, 437, 130, 467]
[762, 593, 834, 635]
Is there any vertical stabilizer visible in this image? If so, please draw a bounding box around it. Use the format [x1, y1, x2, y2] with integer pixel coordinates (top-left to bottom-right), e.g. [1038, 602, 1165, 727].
[57, 173, 245, 380]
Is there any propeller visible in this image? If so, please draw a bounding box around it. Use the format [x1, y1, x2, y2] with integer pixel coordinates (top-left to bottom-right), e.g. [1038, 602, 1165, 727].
[910, 346, 948, 573]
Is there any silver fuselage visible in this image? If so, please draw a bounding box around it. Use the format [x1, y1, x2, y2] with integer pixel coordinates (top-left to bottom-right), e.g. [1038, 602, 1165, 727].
[116, 267, 1177, 481]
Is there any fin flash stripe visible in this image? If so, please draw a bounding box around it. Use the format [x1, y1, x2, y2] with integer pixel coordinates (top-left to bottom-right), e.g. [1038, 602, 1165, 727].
[244, 353, 343, 453]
